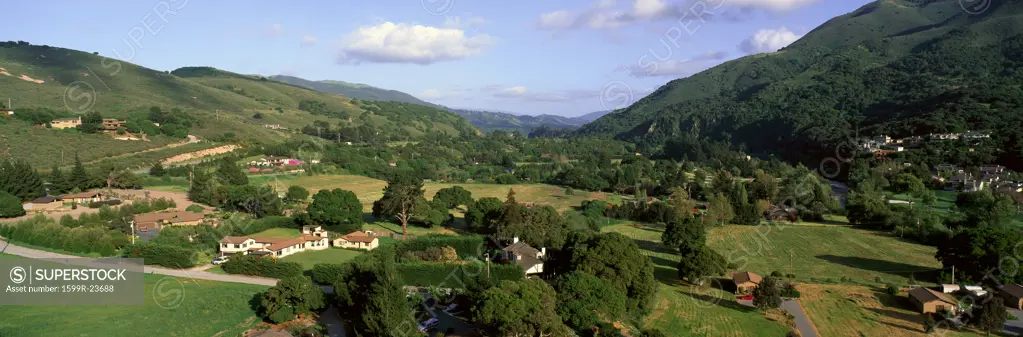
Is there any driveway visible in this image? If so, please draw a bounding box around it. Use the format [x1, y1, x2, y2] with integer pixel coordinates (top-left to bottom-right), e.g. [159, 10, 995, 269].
[1004, 309, 1023, 335]
[737, 298, 818, 337]
[422, 293, 475, 336]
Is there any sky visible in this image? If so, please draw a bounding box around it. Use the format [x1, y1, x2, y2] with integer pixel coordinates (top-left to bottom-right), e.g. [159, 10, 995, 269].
[7, 0, 873, 116]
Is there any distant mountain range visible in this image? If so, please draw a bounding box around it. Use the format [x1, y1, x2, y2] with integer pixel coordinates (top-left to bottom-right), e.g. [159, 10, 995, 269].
[272, 74, 610, 133]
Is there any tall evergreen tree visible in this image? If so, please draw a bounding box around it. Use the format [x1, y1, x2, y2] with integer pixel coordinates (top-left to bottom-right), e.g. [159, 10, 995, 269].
[149, 162, 166, 177]
[187, 168, 215, 205]
[68, 155, 92, 191]
[215, 158, 248, 186]
[48, 165, 67, 194]
[0, 160, 45, 201]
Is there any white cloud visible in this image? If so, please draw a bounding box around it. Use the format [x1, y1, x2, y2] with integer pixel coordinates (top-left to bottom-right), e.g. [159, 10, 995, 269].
[537, 0, 817, 31]
[738, 26, 802, 54]
[335, 22, 494, 65]
[624, 51, 727, 77]
[267, 23, 284, 36]
[419, 89, 460, 100]
[443, 16, 486, 29]
[301, 35, 318, 46]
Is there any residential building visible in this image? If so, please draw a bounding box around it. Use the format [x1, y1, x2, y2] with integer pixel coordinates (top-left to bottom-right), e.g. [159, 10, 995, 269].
[873, 135, 891, 145]
[980, 165, 1006, 175]
[101, 118, 126, 131]
[50, 117, 82, 129]
[948, 173, 983, 192]
[1000, 284, 1023, 310]
[333, 231, 379, 250]
[935, 164, 962, 174]
[302, 225, 329, 238]
[219, 234, 330, 258]
[248, 156, 296, 167]
[23, 196, 63, 212]
[908, 287, 958, 314]
[732, 271, 762, 294]
[962, 131, 990, 140]
[133, 211, 207, 229]
[61, 191, 104, 204]
[502, 237, 545, 275]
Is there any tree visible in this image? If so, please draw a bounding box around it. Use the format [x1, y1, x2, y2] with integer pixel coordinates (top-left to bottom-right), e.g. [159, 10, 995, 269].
[496, 188, 524, 235]
[149, 162, 166, 177]
[953, 190, 1015, 228]
[975, 296, 1007, 335]
[68, 155, 92, 191]
[216, 158, 248, 186]
[0, 191, 26, 218]
[0, 160, 44, 201]
[260, 276, 325, 323]
[749, 170, 779, 202]
[667, 187, 696, 219]
[554, 271, 628, 332]
[432, 186, 473, 209]
[284, 185, 310, 203]
[466, 197, 503, 233]
[187, 168, 215, 205]
[372, 175, 424, 239]
[936, 227, 1023, 285]
[475, 279, 564, 336]
[711, 169, 735, 196]
[78, 110, 103, 133]
[559, 232, 657, 314]
[332, 258, 418, 336]
[47, 165, 67, 194]
[677, 247, 726, 284]
[306, 188, 363, 233]
[705, 193, 734, 226]
[730, 183, 761, 226]
[661, 216, 705, 253]
[752, 276, 782, 310]
[845, 184, 891, 228]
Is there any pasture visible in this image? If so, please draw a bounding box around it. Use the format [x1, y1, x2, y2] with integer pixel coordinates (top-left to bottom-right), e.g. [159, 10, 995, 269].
[263, 174, 623, 212]
[0, 259, 269, 337]
[799, 284, 983, 337]
[605, 216, 947, 336]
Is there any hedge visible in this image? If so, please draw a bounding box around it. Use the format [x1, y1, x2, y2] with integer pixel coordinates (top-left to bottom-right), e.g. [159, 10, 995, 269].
[311, 263, 351, 284]
[0, 217, 125, 256]
[123, 243, 198, 268]
[87, 199, 123, 208]
[221, 254, 303, 279]
[396, 262, 523, 287]
[393, 235, 486, 261]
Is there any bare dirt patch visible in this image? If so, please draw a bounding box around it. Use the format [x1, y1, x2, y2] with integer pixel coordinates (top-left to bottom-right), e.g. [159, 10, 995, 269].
[18, 74, 44, 84]
[162, 145, 238, 164]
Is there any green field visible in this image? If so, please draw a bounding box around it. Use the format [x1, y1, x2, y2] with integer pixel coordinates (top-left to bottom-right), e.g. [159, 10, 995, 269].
[265, 174, 624, 212]
[0, 254, 269, 337]
[280, 248, 365, 271]
[605, 216, 945, 336]
[888, 189, 958, 211]
[250, 227, 302, 239]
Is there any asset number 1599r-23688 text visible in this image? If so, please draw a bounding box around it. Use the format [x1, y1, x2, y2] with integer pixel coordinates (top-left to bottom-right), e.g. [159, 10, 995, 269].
[61, 284, 116, 293]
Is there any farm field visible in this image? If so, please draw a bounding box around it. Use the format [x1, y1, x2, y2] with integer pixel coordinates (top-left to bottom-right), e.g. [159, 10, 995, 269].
[0, 257, 269, 337]
[264, 174, 624, 212]
[280, 248, 365, 271]
[799, 284, 983, 337]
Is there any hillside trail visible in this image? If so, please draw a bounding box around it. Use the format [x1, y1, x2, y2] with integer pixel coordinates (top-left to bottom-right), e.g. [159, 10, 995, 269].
[83, 135, 200, 165]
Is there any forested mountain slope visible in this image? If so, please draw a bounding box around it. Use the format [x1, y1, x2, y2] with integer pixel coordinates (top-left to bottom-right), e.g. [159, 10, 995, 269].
[578, 0, 1023, 169]
[269, 75, 443, 108]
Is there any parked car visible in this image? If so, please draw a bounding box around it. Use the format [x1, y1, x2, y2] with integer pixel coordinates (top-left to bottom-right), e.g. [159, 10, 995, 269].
[444, 303, 458, 312]
[212, 256, 229, 265]
[739, 294, 754, 301]
[418, 318, 439, 332]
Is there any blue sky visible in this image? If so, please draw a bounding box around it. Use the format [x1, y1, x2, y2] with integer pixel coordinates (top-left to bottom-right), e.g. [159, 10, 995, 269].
[8, 0, 872, 116]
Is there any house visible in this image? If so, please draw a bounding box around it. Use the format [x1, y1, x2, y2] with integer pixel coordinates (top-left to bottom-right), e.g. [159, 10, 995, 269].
[962, 131, 990, 140]
[935, 164, 962, 174]
[248, 156, 294, 167]
[503, 237, 545, 275]
[1000, 284, 1023, 310]
[732, 271, 762, 294]
[930, 133, 961, 141]
[389, 162, 397, 167]
[980, 165, 1006, 175]
[873, 135, 892, 145]
[219, 234, 329, 258]
[940, 284, 960, 293]
[908, 287, 958, 314]
[23, 196, 63, 212]
[133, 211, 206, 228]
[763, 205, 797, 222]
[61, 191, 104, 204]
[333, 231, 379, 250]
[50, 117, 82, 129]
[302, 225, 329, 238]
[101, 118, 126, 131]
[948, 173, 983, 192]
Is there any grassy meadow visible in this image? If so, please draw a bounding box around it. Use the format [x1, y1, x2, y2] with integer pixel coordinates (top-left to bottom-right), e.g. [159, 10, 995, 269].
[605, 216, 947, 337]
[0, 253, 269, 337]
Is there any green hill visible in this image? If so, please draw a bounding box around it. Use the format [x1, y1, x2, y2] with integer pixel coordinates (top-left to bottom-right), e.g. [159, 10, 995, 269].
[450, 108, 594, 133]
[269, 75, 442, 108]
[0, 43, 478, 167]
[577, 0, 1023, 170]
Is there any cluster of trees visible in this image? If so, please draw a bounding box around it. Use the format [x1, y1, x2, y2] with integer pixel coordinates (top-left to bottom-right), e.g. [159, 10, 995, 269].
[187, 158, 282, 218]
[0, 159, 44, 217]
[221, 254, 304, 278]
[0, 216, 129, 256]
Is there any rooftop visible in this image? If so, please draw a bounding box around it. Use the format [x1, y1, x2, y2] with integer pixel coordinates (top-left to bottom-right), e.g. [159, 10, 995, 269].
[732, 271, 762, 285]
[908, 287, 957, 305]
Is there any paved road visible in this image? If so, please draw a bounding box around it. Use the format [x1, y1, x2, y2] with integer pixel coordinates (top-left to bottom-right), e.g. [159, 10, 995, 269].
[318, 306, 347, 337]
[738, 299, 818, 337]
[1004, 309, 1023, 335]
[781, 300, 819, 337]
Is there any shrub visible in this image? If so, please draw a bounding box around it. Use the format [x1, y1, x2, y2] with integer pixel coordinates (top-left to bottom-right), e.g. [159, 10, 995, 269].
[184, 204, 205, 213]
[393, 235, 485, 261]
[311, 263, 350, 284]
[402, 246, 458, 262]
[780, 282, 800, 298]
[875, 276, 883, 283]
[885, 284, 899, 295]
[221, 254, 303, 278]
[396, 261, 523, 287]
[771, 271, 783, 277]
[123, 243, 198, 268]
[0, 216, 124, 255]
[0, 191, 25, 218]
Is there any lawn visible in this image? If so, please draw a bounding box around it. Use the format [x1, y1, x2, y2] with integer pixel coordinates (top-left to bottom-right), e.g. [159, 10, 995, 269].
[0, 269, 269, 337]
[363, 221, 458, 237]
[250, 227, 302, 239]
[799, 284, 983, 337]
[605, 217, 948, 336]
[267, 174, 624, 212]
[888, 189, 958, 211]
[280, 248, 365, 270]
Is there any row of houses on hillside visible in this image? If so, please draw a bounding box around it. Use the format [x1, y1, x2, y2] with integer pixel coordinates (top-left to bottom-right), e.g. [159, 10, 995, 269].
[48, 117, 126, 131]
[859, 131, 992, 153]
[935, 164, 1021, 192]
[218, 227, 380, 259]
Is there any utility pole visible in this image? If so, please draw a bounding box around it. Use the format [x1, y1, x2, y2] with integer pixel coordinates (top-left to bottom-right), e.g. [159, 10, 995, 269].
[485, 253, 491, 281]
[216, 109, 220, 121]
[130, 221, 136, 245]
[952, 265, 955, 284]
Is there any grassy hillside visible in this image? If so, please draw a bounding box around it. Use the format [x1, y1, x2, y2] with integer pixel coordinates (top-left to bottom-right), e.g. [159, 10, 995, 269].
[0, 42, 478, 166]
[577, 0, 1023, 169]
[270, 75, 442, 107]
